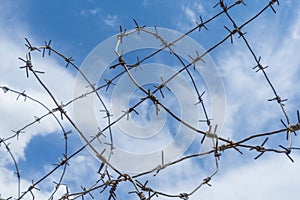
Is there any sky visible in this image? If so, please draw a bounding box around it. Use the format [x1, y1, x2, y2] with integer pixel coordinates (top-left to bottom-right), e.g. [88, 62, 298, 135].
[0, 0, 300, 200]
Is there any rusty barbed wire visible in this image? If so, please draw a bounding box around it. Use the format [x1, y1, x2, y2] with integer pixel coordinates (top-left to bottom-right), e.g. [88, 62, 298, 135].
[1, 0, 300, 199]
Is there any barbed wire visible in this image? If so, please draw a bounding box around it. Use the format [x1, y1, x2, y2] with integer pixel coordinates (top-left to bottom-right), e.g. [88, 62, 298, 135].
[1, 0, 300, 199]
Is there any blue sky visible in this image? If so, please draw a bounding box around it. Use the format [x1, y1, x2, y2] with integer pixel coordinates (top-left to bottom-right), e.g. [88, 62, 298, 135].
[1, 0, 300, 199]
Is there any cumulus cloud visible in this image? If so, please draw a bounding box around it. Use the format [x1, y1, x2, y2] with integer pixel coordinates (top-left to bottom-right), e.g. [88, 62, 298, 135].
[0, 166, 62, 199]
[136, 2, 300, 199]
[197, 154, 300, 200]
[0, 35, 76, 160]
[0, 3, 80, 199]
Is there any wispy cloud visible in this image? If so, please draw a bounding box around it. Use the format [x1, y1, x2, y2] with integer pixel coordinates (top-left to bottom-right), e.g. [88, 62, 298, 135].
[216, 8, 300, 139]
[80, 7, 101, 17]
[290, 11, 300, 39]
[178, 2, 207, 29]
[89, 8, 99, 15]
[185, 3, 206, 23]
[104, 14, 118, 28]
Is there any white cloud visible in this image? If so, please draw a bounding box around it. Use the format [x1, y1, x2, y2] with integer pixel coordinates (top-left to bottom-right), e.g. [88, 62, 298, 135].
[0, 3, 81, 199]
[184, 7, 197, 25]
[196, 155, 300, 200]
[289, 7, 300, 40]
[89, 8, 99, 15]
[129, 153, 300, 200]
[137, 3, 300, 200]
[0, 166, 50, 199]
[213, 7, 300, 142]
[0, 34, 76, 160]
[104, 14, 118, 27]
[178, 2, 207, 30]
[182, 7, 300, 199]
[80, 7, 101, 16]
[184, 2, 206, 23]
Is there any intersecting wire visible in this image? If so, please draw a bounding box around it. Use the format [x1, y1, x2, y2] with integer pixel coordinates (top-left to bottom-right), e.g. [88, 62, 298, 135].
[0, 0, 300, 200]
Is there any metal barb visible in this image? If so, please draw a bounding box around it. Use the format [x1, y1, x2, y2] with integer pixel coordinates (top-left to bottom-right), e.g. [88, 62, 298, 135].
[196, 15, 208, 32]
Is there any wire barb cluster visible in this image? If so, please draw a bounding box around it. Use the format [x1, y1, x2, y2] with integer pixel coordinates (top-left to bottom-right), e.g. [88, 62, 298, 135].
[0, 0, 299, 199]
